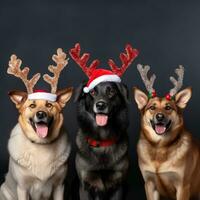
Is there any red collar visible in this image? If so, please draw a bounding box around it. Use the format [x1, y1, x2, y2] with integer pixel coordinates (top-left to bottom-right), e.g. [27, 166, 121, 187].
[85, 136, 117, 147]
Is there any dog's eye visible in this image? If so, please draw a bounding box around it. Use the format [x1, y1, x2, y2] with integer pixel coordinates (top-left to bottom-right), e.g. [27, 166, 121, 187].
[149, 105, 156, 110]
[165, 105, 172, 110]
[90, 89, 96, 96]
[108, 89, 115, 97]
[46, 103, 52, 108]
[106, 87, 115, 97]
[29, 104, 36, 109]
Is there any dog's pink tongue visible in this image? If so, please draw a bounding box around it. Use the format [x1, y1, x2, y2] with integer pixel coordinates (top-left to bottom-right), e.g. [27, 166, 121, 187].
[96, 114, 108, 126]
[36, 124, 48, 138]
[155, 125, 166, 134]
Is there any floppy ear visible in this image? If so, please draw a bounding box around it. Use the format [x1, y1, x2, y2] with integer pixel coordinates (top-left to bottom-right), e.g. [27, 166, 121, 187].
[133, 87, 148, 110]
[74, 82, 86, 102]
[8, 91, 27, 109]
[116, 83, 129, 103]
[56, 87, 73, 108]
[175, 87, 192, 109]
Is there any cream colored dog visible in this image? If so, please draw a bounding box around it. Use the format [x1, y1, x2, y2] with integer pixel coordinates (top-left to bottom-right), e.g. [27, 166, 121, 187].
[0, 49, 73, 200]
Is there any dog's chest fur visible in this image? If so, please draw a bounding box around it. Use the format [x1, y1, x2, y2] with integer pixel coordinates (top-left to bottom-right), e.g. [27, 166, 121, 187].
[8, 124, 71, 181]
[137, 133, 191, 195]
[77, 130, 128, 167]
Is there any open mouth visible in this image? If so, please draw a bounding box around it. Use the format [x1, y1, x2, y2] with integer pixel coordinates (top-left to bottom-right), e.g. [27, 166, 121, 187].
[30, 118, 53, 138]
[95, 114, 108, 127]
[151, 120, 171, 135]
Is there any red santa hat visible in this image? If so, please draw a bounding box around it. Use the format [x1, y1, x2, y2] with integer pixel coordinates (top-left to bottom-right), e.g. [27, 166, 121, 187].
[83, 69, 121, 93]
[69, 43, 139, 93]
[28, 90, 57, 102]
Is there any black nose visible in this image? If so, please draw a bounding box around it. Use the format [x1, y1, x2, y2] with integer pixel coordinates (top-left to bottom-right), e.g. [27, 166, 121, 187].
[156, 113, 165, 122]
[96, 101, 107, 111]
[36, 111, 47, 119]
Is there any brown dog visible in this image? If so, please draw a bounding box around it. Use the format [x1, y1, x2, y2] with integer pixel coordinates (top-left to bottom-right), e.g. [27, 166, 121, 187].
[0, 49, 73, 200]
[134, 65, 200, 200]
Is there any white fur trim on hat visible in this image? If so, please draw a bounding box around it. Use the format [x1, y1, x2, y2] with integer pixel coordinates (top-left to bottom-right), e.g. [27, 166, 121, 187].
[28, 92, 57, 102]
[83, 74, 121, 93]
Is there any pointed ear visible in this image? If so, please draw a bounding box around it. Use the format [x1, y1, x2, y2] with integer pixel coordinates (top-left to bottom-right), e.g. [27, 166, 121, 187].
[56, 87, 73, 108]
[8, 91, 27, 108]
[175, 87, 192, 109]
[133, 87, 148, 110]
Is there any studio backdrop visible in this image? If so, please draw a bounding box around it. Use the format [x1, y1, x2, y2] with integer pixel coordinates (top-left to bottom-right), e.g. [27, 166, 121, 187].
[0, 0, 199, 199]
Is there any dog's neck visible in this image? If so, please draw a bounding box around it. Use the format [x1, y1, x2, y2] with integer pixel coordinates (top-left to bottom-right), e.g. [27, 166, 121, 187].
[8, 123, 71, 181]
[139, 128, 192, 165]
[85, 136, 118, 147]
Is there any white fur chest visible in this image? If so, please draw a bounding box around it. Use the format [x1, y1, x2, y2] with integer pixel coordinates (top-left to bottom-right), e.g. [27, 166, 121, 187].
[8, 124, 71, 181]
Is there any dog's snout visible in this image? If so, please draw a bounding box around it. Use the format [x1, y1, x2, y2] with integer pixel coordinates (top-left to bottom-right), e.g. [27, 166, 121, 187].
[96, 101, 107, 111]
[36, 111, 47, 119]
[156, 113, 165, 122]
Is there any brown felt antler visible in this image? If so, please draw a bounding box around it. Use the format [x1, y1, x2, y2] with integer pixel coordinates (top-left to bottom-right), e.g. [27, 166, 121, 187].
[108, 44, 139, 76]
[43, 48, 69, 94]
[69, 43, 100, 77]
[137, 64, 156, 94]
[7, 55, 41, 93]
[169, 65, 184, 96]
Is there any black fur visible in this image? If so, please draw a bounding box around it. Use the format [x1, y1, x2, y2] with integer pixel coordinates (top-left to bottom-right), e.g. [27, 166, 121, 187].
[75, 81, 130, 200]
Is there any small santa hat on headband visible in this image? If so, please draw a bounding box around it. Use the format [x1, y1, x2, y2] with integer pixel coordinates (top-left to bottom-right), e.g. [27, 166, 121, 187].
[28, 90, 57, 101]
[69, 43, 139, 93]
[83, 69, 121, 93]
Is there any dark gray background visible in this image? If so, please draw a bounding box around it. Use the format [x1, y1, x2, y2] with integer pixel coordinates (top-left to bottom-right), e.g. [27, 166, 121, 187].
[0, 0, 199, 199]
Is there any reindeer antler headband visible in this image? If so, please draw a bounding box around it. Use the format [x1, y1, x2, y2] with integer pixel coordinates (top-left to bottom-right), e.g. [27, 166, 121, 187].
[7, 48, 69, 101]
[8, 55, 41, 94]
[69, 43, 139, 93]
[137, 64, 184, 100]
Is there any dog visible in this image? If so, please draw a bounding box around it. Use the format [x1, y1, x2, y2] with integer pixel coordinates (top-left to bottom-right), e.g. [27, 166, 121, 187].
[134, 64, 200, 200]
[75, 81, 130, 200]
[69, 43, 139, 200]
[0, 49, 73, 200]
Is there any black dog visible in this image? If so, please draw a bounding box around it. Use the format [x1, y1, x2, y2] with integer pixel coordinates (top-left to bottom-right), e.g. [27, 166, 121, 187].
[75, 81, 130, 200]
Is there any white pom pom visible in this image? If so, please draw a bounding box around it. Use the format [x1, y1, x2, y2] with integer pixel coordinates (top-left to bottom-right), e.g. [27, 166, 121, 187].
[83, 87, 90, 93]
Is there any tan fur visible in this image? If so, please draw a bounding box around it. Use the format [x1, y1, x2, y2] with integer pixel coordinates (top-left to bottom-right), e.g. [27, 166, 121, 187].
[0, 88, 73, 200]
[134, 87, 200, 200]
